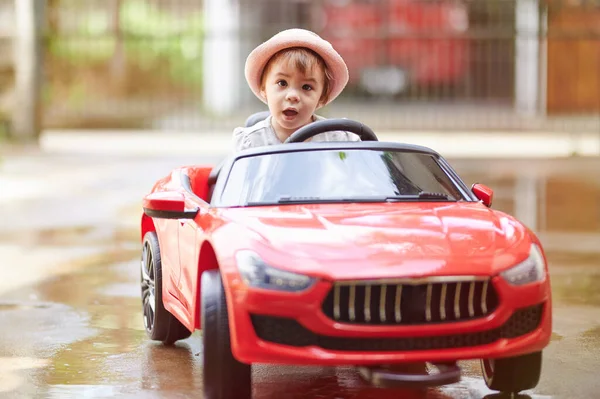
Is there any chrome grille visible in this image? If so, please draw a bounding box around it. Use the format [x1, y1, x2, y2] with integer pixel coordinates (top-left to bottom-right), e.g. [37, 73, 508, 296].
[322, 278, 499, 325]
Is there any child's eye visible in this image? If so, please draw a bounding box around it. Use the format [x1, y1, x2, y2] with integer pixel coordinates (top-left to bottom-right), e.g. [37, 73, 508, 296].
[277, 80, 288, 87]
[302, 84, 313, 91]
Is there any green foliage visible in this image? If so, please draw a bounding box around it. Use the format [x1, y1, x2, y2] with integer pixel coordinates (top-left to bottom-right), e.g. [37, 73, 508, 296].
[0, 113, 8, 138]
[0, 118, 8, 160]
[48, 0, 204, 89]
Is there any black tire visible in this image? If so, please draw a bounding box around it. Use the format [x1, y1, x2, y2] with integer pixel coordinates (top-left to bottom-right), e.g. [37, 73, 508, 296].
[481, 351, 542, 393]
[141, 231, 192, 345]
[201, 270, 252, 399]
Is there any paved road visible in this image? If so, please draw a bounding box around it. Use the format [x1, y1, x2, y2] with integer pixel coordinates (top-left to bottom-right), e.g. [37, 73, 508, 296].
[0, 148, 599, 398]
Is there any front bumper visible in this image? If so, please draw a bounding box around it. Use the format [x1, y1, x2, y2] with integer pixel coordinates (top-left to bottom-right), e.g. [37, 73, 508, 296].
[226, 275, 552, 365]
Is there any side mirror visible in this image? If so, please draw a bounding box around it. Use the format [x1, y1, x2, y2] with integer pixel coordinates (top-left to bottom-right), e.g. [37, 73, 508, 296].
[143, 192, 198, 219]
[471, 183, 493, 208]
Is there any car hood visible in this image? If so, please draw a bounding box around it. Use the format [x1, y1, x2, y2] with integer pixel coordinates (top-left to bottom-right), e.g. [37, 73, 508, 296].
[221, 202, 532, 279]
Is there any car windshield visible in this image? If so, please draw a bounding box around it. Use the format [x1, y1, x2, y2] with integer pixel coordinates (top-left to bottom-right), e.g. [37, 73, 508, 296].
[219, 149, 467, 207]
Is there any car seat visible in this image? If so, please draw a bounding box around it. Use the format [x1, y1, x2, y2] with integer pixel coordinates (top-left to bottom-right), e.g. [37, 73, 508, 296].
[244, 111, 270, 128]
[206, 111, 271, 203]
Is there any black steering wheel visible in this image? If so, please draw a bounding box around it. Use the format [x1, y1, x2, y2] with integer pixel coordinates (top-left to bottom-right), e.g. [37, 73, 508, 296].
[283, 119, 378, 143]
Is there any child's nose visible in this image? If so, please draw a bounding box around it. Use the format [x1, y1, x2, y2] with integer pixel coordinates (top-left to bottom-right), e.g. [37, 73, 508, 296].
[285, 89, 300, 102]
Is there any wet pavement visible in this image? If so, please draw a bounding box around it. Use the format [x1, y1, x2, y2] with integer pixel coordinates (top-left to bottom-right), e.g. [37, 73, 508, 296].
[0, 150, 599, 398]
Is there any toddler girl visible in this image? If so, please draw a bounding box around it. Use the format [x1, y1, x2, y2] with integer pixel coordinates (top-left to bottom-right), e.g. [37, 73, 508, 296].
[233, 28, 359, 151]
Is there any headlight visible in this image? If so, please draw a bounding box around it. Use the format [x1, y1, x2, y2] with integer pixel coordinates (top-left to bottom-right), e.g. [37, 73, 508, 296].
[235, 250, 316, 292]
[500, 244, 546, 286]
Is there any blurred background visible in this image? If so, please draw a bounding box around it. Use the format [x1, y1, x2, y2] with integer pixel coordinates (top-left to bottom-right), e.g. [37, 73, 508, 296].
[1, 0, 599, 232]
[0, 1, 599, 397]
[0, 0, 599, 133]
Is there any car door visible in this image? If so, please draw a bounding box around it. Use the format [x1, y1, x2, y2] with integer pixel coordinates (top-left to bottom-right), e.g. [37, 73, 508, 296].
[177, 196, 207, 313]
[155, 218, 180, 296]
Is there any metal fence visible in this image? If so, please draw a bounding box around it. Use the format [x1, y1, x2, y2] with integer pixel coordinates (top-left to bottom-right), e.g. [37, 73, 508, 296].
[41, 0, 600, 132]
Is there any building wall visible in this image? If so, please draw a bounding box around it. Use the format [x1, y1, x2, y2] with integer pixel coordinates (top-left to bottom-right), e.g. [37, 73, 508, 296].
[547, 2, 600, 114]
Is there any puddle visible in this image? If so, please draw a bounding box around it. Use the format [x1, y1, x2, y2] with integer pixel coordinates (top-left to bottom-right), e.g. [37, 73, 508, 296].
[0, 357, 50, 371]
[0, 357, 50, 394]
[0, 302, 53, 311]
[546, 252, 600, 267]
[550, 332, 564, 342]
[0, 225, 139, 248]
[551, 272, 600, 306]
[0, 302, 97, 359]
[578, 326, 600, 348]
[44, 385, 121, 398]
[18, 254, 155, 391]
[0, 156, 598, 398]
[457, 168, 600, 255]
[42, 328, 147, 386]
[98, 282, 140, 298]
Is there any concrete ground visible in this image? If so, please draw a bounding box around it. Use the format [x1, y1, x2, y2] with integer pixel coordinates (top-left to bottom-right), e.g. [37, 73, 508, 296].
[0, 129, 599, 398]
[38, 129, 600, 158]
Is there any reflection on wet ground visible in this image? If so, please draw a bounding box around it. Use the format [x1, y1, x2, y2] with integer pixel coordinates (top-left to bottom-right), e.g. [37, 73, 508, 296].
[2, 233, 597, 398]
[0, 156, 598, 398]
[454, 158, 600, 236]
[0, 225, 139, 248]
[551, 267, 600, 306]
[0, 251, 509, 398]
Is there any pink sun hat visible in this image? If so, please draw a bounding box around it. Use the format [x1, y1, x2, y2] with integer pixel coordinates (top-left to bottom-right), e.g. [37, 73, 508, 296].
[244, 28, 349, 106]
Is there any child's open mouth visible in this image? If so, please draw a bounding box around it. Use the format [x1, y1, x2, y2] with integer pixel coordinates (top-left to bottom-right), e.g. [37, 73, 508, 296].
[282, 109, 298, 118]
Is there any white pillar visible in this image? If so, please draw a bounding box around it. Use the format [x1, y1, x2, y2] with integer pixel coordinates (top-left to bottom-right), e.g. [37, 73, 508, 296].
[13, 0, 43, 141]
[514, 0, 540, 116]
[514, 175, 538, 231]
[203, 0, 241, 115]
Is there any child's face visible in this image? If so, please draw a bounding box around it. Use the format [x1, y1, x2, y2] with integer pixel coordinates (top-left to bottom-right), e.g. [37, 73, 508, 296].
[260, 58, 325, 138]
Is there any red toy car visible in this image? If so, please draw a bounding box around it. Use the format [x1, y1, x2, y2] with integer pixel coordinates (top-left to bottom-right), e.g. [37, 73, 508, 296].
[140, 119, 551, 399]
[319, 0, 470, 95]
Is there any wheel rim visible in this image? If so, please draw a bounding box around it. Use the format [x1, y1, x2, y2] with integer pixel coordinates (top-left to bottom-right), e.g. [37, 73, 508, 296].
[141, 241, 156, 333]
[481, 358, 495, 385]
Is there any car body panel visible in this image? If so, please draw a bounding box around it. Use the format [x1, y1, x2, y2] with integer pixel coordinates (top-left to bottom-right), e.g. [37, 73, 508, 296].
[217, 203, 531, 279]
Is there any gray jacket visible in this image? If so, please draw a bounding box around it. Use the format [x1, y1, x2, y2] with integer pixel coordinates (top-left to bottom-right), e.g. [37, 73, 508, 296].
[232, 114, 360, 152]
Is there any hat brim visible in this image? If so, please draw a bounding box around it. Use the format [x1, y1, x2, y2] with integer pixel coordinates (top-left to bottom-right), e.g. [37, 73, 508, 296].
[245, 29, 349, 107]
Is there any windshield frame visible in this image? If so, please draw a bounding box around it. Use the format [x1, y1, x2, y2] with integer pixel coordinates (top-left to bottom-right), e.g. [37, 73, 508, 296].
[210, 142, 478, 207]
